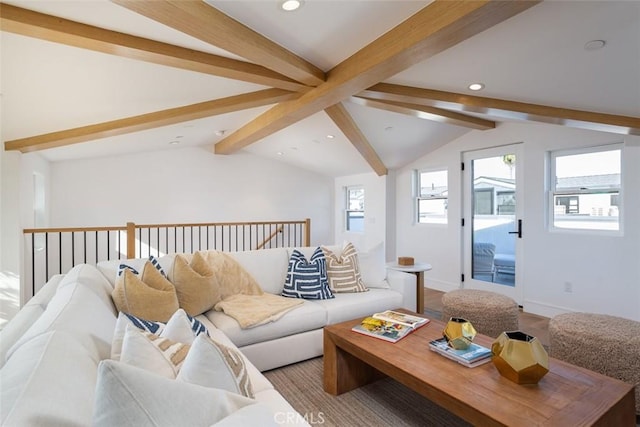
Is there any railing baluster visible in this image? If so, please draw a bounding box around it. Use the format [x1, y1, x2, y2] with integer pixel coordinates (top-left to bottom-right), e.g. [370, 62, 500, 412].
[59, 232, 63, 274]
[45, 233, 49, 282]
[31, 233, 36, 297]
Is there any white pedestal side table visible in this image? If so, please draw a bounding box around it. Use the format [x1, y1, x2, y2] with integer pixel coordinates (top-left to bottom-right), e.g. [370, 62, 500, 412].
[385, 262, 432, 314]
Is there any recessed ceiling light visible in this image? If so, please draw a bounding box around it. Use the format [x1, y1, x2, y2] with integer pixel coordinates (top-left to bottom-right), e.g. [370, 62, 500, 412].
[169, 141, 180, 145]
[277, 151, 284, 156]
[281, 0, 302, 12]
[584, 39, 606, 51]
[468, 83, 485, 91]
[215, 130, 226, 137]
[326, 134, 335, 139]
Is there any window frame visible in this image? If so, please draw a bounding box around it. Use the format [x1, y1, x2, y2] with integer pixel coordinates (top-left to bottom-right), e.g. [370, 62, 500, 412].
[548, 144, 623, 234]
[345, 185, 365, 232]
[415, 168, 448, 225]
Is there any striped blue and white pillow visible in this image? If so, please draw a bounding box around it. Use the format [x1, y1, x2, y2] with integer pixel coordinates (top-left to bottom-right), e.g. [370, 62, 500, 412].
[117, 255, 166, 277]
[282, 247, 334, 300]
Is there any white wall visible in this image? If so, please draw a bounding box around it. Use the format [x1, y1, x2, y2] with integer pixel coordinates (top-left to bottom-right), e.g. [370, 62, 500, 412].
[334, 172, 390, 257]
[1, 150, 51, 317]
[49, 147, 334, 245]
[395, 122, 640, 321]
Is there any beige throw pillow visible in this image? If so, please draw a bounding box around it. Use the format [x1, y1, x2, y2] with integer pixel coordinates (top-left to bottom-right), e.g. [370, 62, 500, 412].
[172, 253, 221, 316]
[322, 242, 368, 293]
[112, 262, 179, 322]
[177, 334, 254, 398]
[202, 251, 264, 300]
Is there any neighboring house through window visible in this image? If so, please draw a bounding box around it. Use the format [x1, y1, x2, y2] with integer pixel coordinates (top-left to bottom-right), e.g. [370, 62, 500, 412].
[346, 186, 364, 232]
[549, 144, 621, 231]
[416, 169, 448, 224]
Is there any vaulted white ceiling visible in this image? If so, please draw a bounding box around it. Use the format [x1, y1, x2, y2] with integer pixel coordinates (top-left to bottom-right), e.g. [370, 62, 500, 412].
[1, 1, 639, 177]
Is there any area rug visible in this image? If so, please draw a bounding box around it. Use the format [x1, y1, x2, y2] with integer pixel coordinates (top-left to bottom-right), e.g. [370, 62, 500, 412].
[264, 356, 471, 427]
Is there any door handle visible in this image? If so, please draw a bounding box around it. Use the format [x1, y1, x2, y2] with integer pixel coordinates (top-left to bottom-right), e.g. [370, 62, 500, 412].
[508, 219, 522, 238]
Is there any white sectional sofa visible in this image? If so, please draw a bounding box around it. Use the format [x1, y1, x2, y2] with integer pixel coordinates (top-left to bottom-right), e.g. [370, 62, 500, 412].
[0, 245, 416, 426]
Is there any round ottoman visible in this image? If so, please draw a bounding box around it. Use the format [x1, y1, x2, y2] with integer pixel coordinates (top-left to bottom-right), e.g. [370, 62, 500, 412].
[549, 312, 640, 415]
[441, 289, 519, 338]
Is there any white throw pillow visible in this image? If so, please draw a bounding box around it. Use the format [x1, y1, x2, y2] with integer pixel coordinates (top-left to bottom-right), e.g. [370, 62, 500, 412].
[111, 309, 208, 360]
[119, 326, 190, 379]
[93, 360, 261, 427]
[356, 242, 389, 289]
[177, 334, 254, 398]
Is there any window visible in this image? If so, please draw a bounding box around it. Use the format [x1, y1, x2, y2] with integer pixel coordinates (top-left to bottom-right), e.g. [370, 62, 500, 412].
[550, 145, 621, 231]
[345, 186, 364, 232]
[416, 169, 448, 224]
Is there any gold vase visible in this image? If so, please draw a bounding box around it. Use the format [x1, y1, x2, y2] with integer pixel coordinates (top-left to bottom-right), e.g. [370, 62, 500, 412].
[491, 331, 549, 385]
[443, 317, 477, 350]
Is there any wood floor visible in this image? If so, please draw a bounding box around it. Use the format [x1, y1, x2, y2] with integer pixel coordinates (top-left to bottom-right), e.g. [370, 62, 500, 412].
[424, 288, 550, 348]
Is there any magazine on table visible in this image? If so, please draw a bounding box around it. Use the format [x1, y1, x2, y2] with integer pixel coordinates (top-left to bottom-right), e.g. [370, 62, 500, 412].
[371, 310, 430, 329]
[428, 337, 492, 368]
[351, 311, 429, 343]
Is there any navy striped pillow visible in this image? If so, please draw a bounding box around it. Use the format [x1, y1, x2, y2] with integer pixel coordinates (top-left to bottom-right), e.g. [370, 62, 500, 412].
[282, 248, 334, 300]
[117, 255, 166, 277]
[123, 312, 209, 337]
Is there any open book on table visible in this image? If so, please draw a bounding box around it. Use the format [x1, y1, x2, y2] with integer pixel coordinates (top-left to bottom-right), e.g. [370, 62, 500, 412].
[351, 311, 430, 343]
[428, 337, 492, 368]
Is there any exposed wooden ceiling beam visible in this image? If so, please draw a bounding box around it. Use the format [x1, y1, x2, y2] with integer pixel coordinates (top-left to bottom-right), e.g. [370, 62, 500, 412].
[4, 89, 297, 153]
[0, 3, 307, 92]
[214, 1, 540, 155]
[350, 96, 495, 130]
[112, 0, 325, 87]
[325, 103, 387, 176]
[361, 83, 640, 136]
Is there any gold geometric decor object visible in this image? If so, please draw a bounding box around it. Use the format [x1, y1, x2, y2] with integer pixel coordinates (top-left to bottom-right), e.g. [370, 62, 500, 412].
[443, 317, 477, 350]
[491, 331, 549, 385]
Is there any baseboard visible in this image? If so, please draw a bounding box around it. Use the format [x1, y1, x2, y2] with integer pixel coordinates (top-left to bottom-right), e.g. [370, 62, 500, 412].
[522, 299, 573, 319]
[424, 278, 460, 293]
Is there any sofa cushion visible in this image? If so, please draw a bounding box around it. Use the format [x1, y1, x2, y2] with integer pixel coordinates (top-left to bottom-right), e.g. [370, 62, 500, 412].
[57, 263, 116, 307]
[92, 360, 264, 427]
[120, 326, 190, 378]
[171, 253, 221, 316]
[205, 300, 326, 348]
[357, 242, 390, 289]
[112, 262, 179, 322]
[1, 331, 99, 426]
[0, 274, 64, 367]
[313, 288, 403, 324]
[322, 242, 368, 293]
[177, 334, 254, 398]
[282, 248, 333, 300]
[228, 248, 289, 295]
[6, 275, 116, 362]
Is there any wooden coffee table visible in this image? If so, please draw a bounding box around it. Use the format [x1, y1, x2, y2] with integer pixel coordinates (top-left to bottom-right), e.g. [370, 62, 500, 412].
[323, 311, 635, 426]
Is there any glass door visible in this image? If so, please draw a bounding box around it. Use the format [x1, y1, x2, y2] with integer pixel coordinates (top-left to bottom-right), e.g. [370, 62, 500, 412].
[462, 144, 523, 303]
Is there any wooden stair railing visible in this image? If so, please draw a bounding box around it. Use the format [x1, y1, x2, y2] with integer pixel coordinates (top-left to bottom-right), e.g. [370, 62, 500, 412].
[23, 218, 310, 297]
